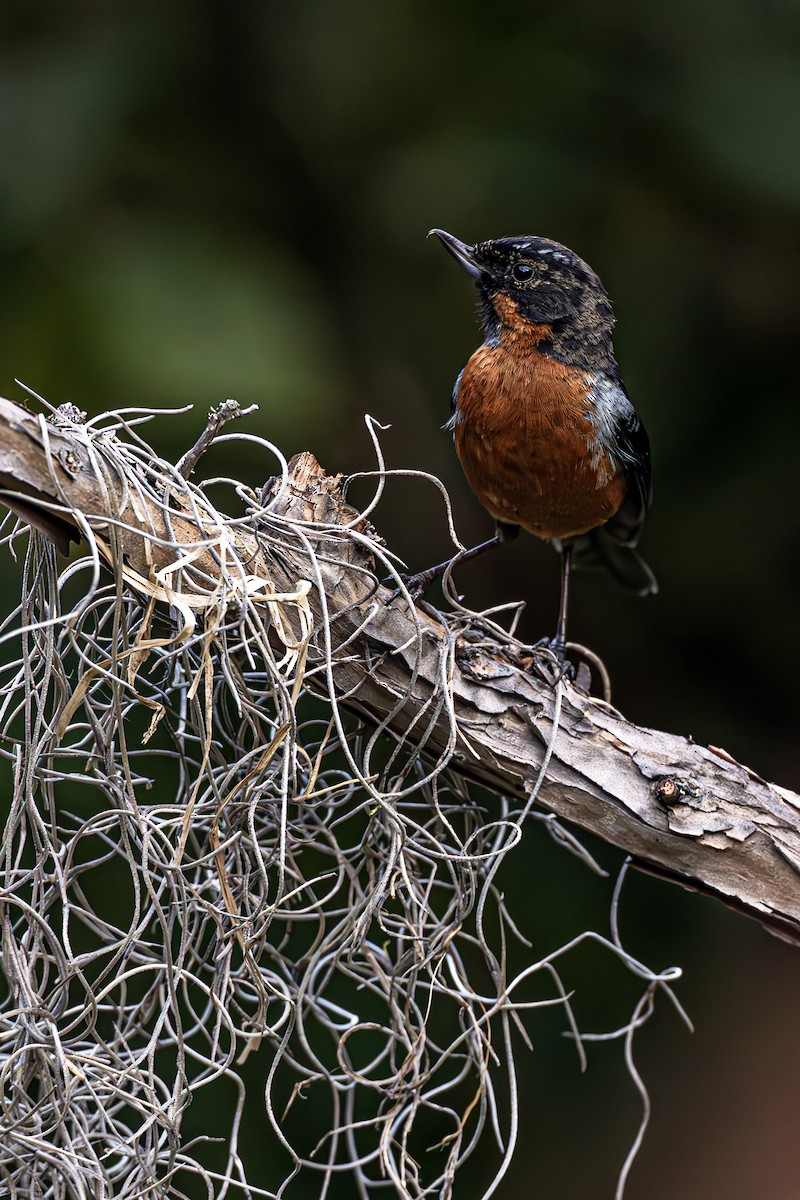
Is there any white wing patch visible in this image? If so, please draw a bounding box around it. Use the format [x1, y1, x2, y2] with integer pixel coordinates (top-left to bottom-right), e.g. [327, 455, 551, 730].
[443, 368, 465, 433]
[584, 374, 635, 485]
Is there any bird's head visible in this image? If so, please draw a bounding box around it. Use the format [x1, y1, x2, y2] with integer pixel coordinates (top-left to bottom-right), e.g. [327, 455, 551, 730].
[429, 229, 616, 362]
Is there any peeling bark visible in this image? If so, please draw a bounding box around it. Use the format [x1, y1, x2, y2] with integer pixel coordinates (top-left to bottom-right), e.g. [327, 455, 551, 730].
[1, 394, 799, 943]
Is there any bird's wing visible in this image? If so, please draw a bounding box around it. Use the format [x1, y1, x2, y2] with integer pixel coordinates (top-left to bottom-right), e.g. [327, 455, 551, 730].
[569, 375, 657, 594]
[608, 405, 653, 549]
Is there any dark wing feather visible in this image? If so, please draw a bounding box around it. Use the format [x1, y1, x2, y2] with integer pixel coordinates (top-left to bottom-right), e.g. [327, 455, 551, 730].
[570, 397, 657, 595]
[605, 407, 653, 548]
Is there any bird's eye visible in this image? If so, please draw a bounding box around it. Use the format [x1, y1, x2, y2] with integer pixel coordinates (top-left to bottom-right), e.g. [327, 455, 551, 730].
[511, 262, 535, 282]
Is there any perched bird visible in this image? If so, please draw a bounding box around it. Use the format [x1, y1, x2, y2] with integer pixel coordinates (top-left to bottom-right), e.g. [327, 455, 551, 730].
[413, 228, 656, 649]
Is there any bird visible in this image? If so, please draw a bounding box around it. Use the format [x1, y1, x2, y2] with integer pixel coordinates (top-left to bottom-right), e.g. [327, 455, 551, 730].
[410, 228, 656, 650]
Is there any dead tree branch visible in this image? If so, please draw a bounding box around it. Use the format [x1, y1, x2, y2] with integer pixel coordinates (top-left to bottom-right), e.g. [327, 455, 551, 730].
[3, 392, 799, 1200]
[0, 393, 798, 945]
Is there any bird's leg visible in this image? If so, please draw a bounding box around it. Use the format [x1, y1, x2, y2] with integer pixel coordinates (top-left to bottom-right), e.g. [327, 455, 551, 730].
[393, 521, 519, 600]
[535, 542, 573, 658]
[552, 543, 572, 651]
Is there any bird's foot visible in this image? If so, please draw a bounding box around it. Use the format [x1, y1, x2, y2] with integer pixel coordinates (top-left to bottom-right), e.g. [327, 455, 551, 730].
[385, 567, 440, 604]
[534, 633, 568, 659]
[532, 635, 580, 684]
[531, 638, 608, 697]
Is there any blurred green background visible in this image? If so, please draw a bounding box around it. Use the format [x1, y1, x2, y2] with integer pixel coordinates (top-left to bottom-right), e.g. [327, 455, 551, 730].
[2, 1, 800, 1196]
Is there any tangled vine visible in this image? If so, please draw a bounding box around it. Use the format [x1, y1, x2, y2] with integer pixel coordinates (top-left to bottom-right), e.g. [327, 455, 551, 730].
[0, 398, 684, 1200]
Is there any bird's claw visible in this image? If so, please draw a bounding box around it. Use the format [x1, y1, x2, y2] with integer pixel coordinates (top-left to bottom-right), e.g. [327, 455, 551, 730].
[385, 569, 437, 605]
[533, 635, 576, 682]
[532, 638, 599, 693]
[534, 634, 567, 656]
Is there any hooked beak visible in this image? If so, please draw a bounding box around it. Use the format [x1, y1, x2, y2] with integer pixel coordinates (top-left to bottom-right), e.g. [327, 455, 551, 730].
[428, 228, 482, 279]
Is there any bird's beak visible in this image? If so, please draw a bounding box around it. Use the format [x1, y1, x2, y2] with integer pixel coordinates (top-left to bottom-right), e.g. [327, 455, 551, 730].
[428, 229, 482, 279]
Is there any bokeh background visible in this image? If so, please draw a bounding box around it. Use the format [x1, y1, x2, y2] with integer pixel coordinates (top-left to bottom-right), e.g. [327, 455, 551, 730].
[2, 1, 800, 1196]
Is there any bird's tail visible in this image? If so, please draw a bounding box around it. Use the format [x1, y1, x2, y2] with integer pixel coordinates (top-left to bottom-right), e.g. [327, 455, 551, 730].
[569, 526, 658, 596]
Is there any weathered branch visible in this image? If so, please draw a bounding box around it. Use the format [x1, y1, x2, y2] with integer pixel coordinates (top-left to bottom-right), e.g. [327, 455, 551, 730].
[2, 393, 799, 943]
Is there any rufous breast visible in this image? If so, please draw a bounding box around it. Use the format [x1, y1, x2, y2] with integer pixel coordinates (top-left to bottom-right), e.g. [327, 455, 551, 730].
[453, 324, 628, 541]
